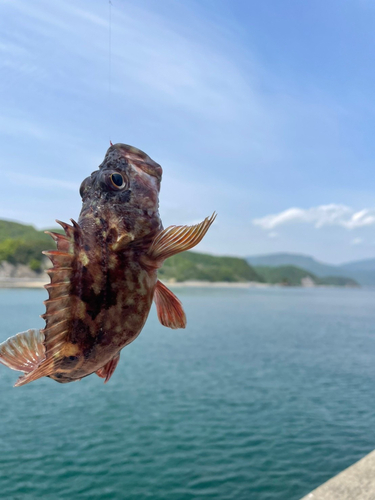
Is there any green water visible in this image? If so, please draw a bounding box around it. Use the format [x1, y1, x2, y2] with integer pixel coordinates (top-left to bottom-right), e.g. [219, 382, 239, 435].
[0, 287, 375, 499]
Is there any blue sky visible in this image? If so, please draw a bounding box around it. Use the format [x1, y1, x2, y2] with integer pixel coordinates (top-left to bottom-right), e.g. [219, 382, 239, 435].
[1, 0, 375, 264]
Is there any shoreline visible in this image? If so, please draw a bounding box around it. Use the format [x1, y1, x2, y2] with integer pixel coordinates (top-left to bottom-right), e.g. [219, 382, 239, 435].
[0, 279, 47, 289]
[0, 278, 269, 289]
[0, 278, 362, 290]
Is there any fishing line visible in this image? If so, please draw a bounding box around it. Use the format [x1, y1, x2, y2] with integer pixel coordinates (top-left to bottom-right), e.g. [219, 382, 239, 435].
[108, 0, 113, 145]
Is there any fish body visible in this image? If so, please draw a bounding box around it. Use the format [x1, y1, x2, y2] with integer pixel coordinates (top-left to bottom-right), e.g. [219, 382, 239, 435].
[0, 144, 215, 386]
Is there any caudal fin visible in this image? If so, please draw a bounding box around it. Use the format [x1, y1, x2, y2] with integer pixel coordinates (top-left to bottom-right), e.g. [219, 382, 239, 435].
[0, 329, 46, 387]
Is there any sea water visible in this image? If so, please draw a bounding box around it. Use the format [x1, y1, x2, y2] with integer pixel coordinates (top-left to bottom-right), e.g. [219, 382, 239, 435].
[0, 286, 374, 500]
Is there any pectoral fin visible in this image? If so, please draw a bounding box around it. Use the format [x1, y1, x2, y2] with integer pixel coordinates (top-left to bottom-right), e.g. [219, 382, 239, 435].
[148, 213, 216, 264]
[0, 329, 48, 387]
[96, 353, 120, 383]
[154, 280, 186, 329]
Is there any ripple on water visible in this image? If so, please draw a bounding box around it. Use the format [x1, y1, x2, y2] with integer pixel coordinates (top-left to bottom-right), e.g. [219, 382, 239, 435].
[0, 287, 375, 499]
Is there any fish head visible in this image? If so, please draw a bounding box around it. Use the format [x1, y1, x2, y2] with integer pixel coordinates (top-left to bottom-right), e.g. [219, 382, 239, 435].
[79, 144, 163, 239]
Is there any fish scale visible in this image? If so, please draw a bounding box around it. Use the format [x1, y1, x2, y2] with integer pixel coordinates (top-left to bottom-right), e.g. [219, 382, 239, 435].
[0, 143, 216, 387]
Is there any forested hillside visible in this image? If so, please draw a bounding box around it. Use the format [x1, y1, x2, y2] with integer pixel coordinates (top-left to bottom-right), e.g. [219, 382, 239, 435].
[0, 220, 260, 282]
[158, 251, 262, 282]
[0, 220, 360, 285]
[254, 265, 358, 287]
[0, 220, 60, 272]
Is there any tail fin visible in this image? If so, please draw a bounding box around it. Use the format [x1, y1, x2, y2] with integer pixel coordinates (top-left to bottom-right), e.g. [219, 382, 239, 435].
[0, 329, 46, 387]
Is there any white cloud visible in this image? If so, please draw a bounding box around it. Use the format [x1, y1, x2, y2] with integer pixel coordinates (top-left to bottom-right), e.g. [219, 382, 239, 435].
[253, 204, 375, 230]
[2, 0, 257, 121]
[268, 231, 278, 239]
[351, 238, 363, 245]
[344, 209, 375, 229]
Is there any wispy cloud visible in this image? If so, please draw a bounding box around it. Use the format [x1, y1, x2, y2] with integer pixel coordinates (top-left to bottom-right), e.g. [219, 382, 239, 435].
[2, 0, 253, 117]
[3, 171, 78, 191]
[351, 237, 363, 245]
[2, 0, 375, 263]
[0, 114, 50, 140]
[268, 231, 278, 239]
[253, 204, 375, 230]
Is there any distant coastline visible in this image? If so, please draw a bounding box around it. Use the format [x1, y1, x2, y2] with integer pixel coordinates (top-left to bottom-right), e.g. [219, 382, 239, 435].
[0, 219, 362, 289]
[0, 277, 361, 290]
[0, 277, 266, 289]
[0, 278, 47, 289]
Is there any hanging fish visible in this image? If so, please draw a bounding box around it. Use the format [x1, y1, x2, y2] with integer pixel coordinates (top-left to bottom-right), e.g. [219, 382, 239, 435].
[0, 144, 215, 386]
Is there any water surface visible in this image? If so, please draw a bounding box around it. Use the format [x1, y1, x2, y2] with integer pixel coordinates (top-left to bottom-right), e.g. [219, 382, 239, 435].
[0, 287, 374, 499]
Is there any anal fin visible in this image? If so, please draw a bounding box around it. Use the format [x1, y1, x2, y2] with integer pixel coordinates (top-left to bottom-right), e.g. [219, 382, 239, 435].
[154, 280, 186, 329]
[0, 329, 47, 387]
[96, 353, 120, 384]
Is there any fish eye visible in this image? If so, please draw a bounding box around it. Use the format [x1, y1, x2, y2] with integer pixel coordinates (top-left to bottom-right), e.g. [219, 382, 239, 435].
[110, 173, 126, 189]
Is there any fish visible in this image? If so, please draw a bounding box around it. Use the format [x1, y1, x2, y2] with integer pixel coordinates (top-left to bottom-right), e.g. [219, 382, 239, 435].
[0, 143, 215, 387]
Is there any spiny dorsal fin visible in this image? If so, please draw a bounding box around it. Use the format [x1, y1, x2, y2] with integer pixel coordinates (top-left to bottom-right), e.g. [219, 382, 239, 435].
[42, 220, 81, 365]
[45, 268, 71, 285]
[148, 213, 216, 264]
[96, 353, 120, 383]
[55, 219, 81, 241]
[44, 231, 71, 252]
[42, 250, 74, 269]
[0, 220, 83, 387]
[44, 283, 71, 300]
[153, 280, 186, 329]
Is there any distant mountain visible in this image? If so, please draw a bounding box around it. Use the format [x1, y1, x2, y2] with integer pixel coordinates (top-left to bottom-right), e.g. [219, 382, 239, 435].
[0, 220, 49, 242]
[0, 220, 370, 285]
[340, 258, 375, 272]
[318, 276, 360, 287]
[159, 251, 262, 282]
[0, 220, 62, 242]
[247, 253, 340, 277]
[254, 265, 316, 286]
[247, 253, 375, 286]
[253, 265, 358, 287]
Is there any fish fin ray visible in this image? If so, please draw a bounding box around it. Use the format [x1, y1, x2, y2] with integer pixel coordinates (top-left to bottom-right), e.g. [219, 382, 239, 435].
[42, 250, 73, 269]
[55, 219, 81, 241]
[153, 280, 186, 329]
[148, 213, 216, 263]
[14, 358, 55, 387]
[45, 231, 72, 252]
[0, 329, 49, 386]
[96, 353, 120, 383]
[43, 219, 79, 359]
[44, 283, 71, 300]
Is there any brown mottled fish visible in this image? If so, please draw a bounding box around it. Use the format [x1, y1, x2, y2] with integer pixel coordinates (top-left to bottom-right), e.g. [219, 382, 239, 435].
[0, 144, 215, 386]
